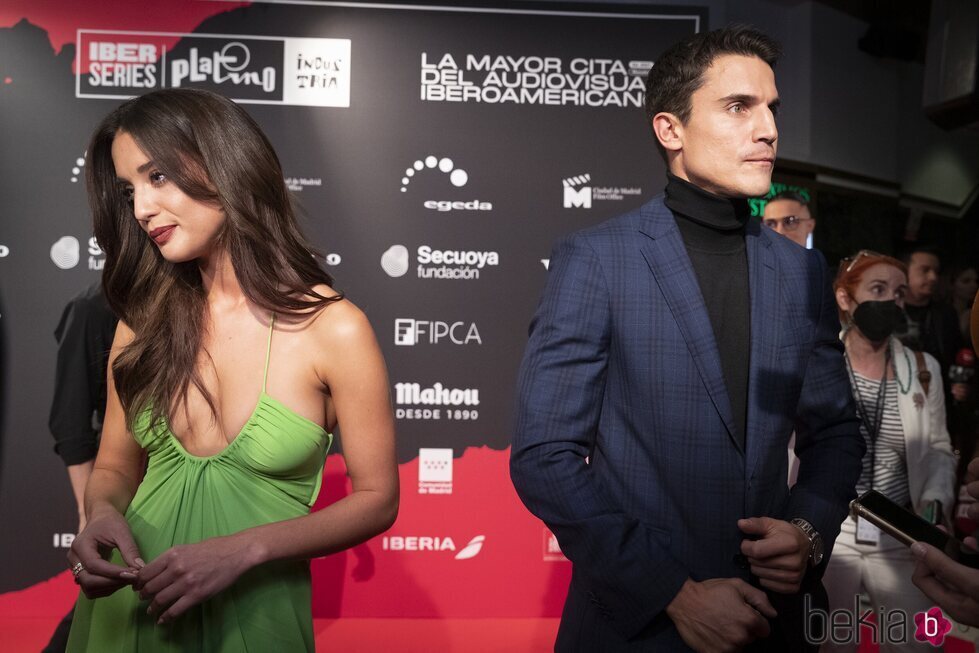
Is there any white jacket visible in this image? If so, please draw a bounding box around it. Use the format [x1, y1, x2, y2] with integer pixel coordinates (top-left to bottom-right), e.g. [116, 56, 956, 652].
[890, 337, 957, 522]
[788, 337, 957, 522]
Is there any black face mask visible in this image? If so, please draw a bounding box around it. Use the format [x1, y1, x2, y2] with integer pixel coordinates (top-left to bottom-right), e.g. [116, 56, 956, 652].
[851, 300, 907, 342]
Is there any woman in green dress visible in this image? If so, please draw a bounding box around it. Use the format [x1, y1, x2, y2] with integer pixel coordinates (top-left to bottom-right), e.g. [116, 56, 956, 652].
[65, 88, 399, 651]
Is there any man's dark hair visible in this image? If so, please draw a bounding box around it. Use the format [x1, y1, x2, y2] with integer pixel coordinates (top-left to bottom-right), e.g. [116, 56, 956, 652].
[644, 25, 782, 159]
[899, 243, 942, 266]
[770, 190, 808, 205]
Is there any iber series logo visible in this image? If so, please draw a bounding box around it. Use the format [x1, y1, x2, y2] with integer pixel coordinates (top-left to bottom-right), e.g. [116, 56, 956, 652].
[77, 30, 350, 107]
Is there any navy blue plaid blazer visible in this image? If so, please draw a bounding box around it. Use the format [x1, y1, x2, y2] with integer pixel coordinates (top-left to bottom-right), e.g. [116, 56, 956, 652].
[511, 195, 864, 651]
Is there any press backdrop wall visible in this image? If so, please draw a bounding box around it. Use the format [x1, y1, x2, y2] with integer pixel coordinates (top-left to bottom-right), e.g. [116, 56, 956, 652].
[0, 0, 701, 617]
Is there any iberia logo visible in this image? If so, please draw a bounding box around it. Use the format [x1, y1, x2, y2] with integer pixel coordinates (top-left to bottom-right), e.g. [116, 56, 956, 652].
[913, 607, 952, 646]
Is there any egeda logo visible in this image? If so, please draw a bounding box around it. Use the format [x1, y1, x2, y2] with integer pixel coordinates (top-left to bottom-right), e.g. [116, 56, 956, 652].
[399, 155, 492, 211]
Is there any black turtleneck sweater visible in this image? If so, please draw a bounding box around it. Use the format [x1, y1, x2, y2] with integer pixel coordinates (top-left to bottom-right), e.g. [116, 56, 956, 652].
[664, 173, 750, 450]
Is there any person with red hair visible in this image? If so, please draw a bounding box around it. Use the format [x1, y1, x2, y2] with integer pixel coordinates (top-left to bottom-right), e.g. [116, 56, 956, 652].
[822, 251, 957, 652]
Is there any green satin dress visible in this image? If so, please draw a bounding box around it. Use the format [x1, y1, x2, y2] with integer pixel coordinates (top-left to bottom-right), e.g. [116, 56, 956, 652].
[67, 316, 332, 652]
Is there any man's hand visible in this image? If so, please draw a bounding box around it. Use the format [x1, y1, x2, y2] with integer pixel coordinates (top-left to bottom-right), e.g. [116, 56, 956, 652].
[911, 542, 979, 628]
[739, 517, 809, 594]
[666, 578, 777, 653]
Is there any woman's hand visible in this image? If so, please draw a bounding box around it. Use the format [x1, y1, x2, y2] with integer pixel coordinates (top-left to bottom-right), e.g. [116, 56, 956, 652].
[134, 534, 256, 625]
[68, 507, 144, 599]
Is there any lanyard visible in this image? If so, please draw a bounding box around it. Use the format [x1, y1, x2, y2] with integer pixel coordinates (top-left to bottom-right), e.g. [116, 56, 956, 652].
[844, 343, 891, 491]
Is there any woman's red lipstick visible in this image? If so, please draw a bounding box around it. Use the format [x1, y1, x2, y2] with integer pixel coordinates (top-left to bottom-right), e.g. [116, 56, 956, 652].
[149, 225, 175, 245]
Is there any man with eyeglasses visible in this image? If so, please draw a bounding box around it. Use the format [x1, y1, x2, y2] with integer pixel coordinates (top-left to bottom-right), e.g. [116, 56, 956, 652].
[763, 190, 814, 248]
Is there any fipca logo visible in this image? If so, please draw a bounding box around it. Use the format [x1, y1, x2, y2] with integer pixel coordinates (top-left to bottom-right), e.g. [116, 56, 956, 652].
[399, 155, 492, 212]
[562, 173, 641, 209]
[395, 382, 479, 421]
[418, 447, 453, 494]
[77, 30, 350, 107]
[394, 319, 482, 346]
[381, 244, 499, 280]
[382, 533, 486, 560]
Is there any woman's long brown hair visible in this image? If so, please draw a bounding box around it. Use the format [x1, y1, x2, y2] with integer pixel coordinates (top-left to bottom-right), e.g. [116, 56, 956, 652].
[87, 88, 341, 432]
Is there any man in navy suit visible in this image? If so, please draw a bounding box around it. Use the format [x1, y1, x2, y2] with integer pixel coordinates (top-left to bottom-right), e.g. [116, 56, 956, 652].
[511, 26, 864, 652]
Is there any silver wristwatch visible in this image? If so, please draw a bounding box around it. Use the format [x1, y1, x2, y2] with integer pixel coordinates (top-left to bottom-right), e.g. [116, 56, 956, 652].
[790, 518, 824, 567]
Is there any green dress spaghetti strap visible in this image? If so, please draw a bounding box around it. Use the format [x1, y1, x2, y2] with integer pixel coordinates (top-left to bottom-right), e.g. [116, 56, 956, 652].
[67, 315, 332, 652]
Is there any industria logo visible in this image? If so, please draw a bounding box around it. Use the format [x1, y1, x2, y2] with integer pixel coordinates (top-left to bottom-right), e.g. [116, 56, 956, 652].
[381, 244, 499, 280]
[76, 30, 350, 107]
[399, 155, 491, 212]
[563, 172, 641, 209]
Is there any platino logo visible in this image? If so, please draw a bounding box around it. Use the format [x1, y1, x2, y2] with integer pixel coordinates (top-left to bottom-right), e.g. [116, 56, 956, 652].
[50, 237, 80, 269]
[325, 253, 341, 266]
[0, 245, 9, 258]
[77, 31, 351, 107]
[541, 259, 550, 270]
[381, 534, 486, 559]
[563, 174, 592, 208]
[418, 447, 453, 494]
[394, 319, 482, 346]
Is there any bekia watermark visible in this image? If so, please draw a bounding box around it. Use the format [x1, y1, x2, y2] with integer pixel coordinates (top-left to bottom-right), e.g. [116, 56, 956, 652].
[805, 594, 952, 647]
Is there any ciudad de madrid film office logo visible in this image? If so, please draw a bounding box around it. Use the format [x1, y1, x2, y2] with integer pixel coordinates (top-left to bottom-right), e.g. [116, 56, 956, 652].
[75, 30, 350, 107]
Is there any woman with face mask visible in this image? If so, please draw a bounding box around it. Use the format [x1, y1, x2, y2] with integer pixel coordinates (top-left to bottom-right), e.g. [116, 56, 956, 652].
[819, 251, 957, 653]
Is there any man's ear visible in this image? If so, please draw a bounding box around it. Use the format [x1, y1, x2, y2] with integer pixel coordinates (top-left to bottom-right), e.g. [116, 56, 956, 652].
[652, 112, 683, 153]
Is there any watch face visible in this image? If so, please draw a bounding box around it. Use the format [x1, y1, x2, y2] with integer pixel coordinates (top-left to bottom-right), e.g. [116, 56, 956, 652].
[812, 539, 825, 565]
